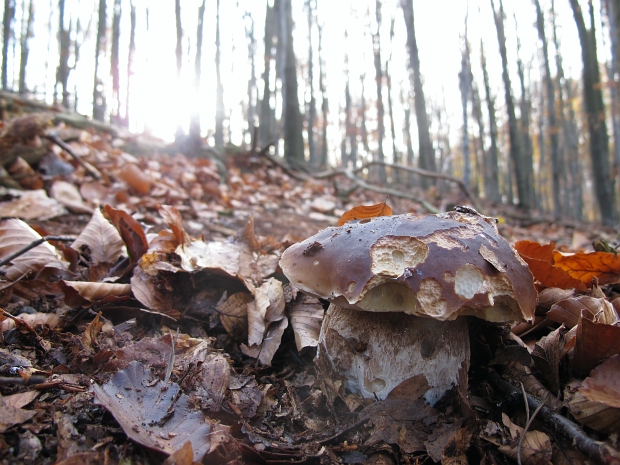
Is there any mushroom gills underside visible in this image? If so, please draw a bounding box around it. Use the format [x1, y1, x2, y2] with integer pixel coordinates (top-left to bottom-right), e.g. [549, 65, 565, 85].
[316, 304, 470, 405]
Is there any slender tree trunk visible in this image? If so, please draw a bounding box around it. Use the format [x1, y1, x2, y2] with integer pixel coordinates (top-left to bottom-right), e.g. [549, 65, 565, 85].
[93, 0, 107, 122]
[535, 0, 562, 218]
[401, 87, 415, 184]
[306, 0, 317, 167]
[603, 0, 620, 190]
[317, 21, 328, 169]
[373, 0, 386, 183]
[56, 0, 70, 108]
[570, 0, 615, 224]
[244, 11, 257, 147]
[214, 0, 225, 146]
[2, 0, 15, 90]
[386, 62, 398, 174]
[174, 0, 183, 138]
[124, 0, 136, 128]
[360, 74, 369, 154]
[515, 28, 536, 208]
[190, 0, 206, 142]
[459, 32, 471, 188]
[110, 0, 121, 123]
[480, 41, 501, 203]
[491, 0, 531, 209]
[401, 0, 435, 188]
[259, 2, 275, 148]
[18, 0, 33, 94]
[282, 0, 304, 167]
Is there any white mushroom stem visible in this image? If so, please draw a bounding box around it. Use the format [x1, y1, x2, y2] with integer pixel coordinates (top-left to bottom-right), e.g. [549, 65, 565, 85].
[317, 304, 470, 405]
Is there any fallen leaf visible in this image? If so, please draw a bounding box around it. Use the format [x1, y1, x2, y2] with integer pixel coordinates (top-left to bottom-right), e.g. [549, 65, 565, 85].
[531, 326, 566, 394]
[92, 361, 230, 462]
[554, 250, 620, 286]
[289, 294, 324, 351]
[565, 379, 620, 434]
[337, 200, 392, 226]
[50, 180, 93, 214]
[71, 208, 124, 265]
[103, 204, 148, 263]
[515, 240, 586, 291]
[0, 218, 69, 280]
[0, 190, 66, 220]
[580, 354, 620, 408]
[61, 281, 132, 307]
[574, 312, 620, 377]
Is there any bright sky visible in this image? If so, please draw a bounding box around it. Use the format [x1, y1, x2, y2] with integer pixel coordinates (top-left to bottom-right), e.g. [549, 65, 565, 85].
[13, 0, 597, 154]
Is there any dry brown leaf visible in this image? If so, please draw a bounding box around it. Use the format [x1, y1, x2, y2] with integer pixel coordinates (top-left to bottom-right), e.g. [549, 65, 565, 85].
[178, 240, 240, 276]
[499, 413, 553, 465]
[0, 218, 69, 280]
[216, 292, 251, 342]
[565, 379, 620, 434]
[514, 240, 586, 291]
[71, 209, 124, 265]
[289, 294, 324, 351]
[0, 312, 60, 333]
[0, 190, 66, 221]
[554, 250, 620, 286]
[574, 312, 620, 377]
[61, 281, 132, 307]
[50, 180, 94, 214]
[103, 205, 149, 263]
[531, 326, 565, 394]
[546, 295, 602, 328]
[241, 317, 289, 366]
[118, 162, 152, 195]
[337, 200, 392, 226]
[158, 205, 190, 247]
[580, 355, 620, 408]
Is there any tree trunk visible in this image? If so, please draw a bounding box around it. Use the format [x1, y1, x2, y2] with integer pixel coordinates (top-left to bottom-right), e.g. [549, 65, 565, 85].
[401, 88, 415, 184]
[535, 0, 562, 218]
[373, 0, 386, 183]
[18, 0, 33, 94]
[306, 0, 317, 167]
[515, 28, 536, 209]
[190, 0, 206, 142]
[603, 0, 620, 191]
[244, 11, 257, 148]
[569, 0, 615, 224]
[124, 0, 136, 128]
[259, 2, 275, 148]
[174, 0, 183, 138]
[56, 0, 70, 108]
[92, 0, 107, 122]
[459, 32, 471, 189]
[214, 0, 225, 146]
[480, 41, 501, 203]
[491, 0, 531, 209]
[360, 74, 369, 155]
[386, 63, 398, 176]
[317, 21, 328, 169]
[282, 0, 304, 167]
[110, 0, 121, 124]
[2, 0, 15, 90]
[401, 0, 435, 188]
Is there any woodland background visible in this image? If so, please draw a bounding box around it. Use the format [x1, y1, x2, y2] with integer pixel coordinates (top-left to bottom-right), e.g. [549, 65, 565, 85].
[1, 0, 620, 225]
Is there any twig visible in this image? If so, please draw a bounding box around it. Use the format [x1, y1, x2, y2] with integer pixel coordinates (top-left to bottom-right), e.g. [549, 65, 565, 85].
[0, 235, 75, 267]
[489, 371, 620, 465]
[0, 309, 48, 351]
[518, 382, 547, 465]
[254, 144, 311, 182]
[45, 133, 102, 180]
[0, 375, 46, 385]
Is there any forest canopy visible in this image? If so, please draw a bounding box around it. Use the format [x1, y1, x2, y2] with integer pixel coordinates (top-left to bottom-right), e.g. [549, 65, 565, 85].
[1, 0, 619, 225]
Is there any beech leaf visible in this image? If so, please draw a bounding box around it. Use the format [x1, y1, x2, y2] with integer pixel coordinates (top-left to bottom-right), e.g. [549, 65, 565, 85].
[338, 200, 393, 226]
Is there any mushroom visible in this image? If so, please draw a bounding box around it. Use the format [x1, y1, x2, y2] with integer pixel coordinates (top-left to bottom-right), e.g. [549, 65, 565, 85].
[279, 210, 536, 405]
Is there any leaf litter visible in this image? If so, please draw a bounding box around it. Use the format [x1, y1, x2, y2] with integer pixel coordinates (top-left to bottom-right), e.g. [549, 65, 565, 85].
[0, 113, 619, 464]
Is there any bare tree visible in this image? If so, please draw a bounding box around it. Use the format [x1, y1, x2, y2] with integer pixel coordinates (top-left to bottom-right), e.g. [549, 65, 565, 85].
[306, 0, 317, 167]
[214, 0, 225, 146]
[110, 0, 121, 123]
[373, 0, 386, 183]
[491, 0, 533, 209]
[401, 0, 435, 188]
[93, 0, 107, 121]
[2, 0, 15, 90]
[18, 0, 34, 94]
[570, 0, 615, 224]
[480, 40, 501, 203]
[190, 0, 207, 142]
[259, 1, 276, 148]
[317, 21, 328, 169]
[282, 0, 304, 167]
[124, 0, 136, 128]
[56, 0, 70, 108]
[244, 11, 257, 147]
[459, 14, 471, 188]
[534, 0, 562, 218]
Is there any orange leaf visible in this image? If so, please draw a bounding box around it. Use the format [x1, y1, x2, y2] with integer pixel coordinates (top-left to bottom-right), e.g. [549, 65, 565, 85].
[338, 200, 392, 226]
[515, 240, 587, 291]
[553, 251, 620, 286]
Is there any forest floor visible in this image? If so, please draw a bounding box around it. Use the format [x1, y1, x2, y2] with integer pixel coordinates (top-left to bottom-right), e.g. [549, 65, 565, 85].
[0, 100, 619, 465]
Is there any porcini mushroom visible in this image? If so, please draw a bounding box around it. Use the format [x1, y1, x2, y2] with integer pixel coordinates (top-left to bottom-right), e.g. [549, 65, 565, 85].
[280, 210, 536, 405]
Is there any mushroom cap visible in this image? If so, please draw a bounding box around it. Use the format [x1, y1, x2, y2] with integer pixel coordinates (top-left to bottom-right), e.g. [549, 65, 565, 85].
[280, 211, 536, 323]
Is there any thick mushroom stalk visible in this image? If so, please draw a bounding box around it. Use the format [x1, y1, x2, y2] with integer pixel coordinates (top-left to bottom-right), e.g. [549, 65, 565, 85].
[280, 211, 536, 405]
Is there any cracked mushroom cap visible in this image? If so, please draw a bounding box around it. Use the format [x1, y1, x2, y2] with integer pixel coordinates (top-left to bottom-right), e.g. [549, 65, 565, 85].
[280, 211, 536, 323]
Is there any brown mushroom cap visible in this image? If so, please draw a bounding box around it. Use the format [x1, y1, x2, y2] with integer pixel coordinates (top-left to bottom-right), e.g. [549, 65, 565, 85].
[280, 211, 536, 323]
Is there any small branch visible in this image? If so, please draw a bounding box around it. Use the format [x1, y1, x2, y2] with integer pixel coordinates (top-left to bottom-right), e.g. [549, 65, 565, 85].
[255, 144, 311, 182]
[0, 235, 75, 267]
[45, 133, 102, 180]
[489, 371, 620, 465]
[0, 375, 47, 385]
